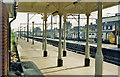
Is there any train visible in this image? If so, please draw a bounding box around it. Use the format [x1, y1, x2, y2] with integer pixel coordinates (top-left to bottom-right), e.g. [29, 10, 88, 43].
[65, 30, 118, 44]
[89, 30, 118, 43]
[31, 29, 118, 44]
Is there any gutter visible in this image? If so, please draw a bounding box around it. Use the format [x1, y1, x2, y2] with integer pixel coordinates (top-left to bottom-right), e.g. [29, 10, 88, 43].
[9, 1, 17, 25]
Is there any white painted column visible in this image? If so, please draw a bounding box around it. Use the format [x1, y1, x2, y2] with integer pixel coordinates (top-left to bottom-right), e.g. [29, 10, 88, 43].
[63, 15, 67, 57]
[32, 22, 34, 45]
[20, 25, 21, 38]
[18, 27, 19, 37]
[95, 2, 103, 75]
[58, 14, 63, 67]
[42, 20, 45, 50]
[85, 13, 90, 66]
[51, 15, 53, 38]
[24, 27, 25, 40]
[43, 13, 47, 57]
[115, 23, 117, 45]
[27, 13, 29, 42]
[118, 21, 120, 48]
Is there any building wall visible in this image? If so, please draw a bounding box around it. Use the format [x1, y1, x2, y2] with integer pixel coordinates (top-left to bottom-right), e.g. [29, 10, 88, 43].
[0, 1, 9, 76]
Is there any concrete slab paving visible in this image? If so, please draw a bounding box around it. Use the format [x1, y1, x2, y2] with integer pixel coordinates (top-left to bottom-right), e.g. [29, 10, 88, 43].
[17, 37, 119, 76]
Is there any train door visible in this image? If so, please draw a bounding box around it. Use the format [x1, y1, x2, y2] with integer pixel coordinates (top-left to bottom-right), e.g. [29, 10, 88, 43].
[83, 32, 85, 39]
[102, 32, 106, 41]
[106, 32, 110, 42]
[105, 32, 108, 41]
[107, 32, 109, 41]
[110, 31, 115, 43]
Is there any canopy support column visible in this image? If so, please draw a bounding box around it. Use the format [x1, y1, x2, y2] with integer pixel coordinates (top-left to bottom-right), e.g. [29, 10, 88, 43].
[43, 13, 47, 57]
[78, 14, 80, 40]
[18, 27, 19, 37]
[24, 27, 25, 40]
[27, 13, 29, 42]
[20, 25, 21, 38]
[115, 23, 117, 45]
[118, 21, 120, 48]
[42, 19, 45, 50]
[32, 22, 34, 45]
[51, 15, 53, 38]
[58, 14, 63, 67]
[95, 2, 103, 76]
[63, 15, 67, 57]
[85, 13, 90, 66]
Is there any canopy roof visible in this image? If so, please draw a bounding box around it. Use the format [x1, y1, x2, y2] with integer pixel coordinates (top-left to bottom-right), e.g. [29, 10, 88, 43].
[2, 0, 119, 18]
[17, 1, 119, 15]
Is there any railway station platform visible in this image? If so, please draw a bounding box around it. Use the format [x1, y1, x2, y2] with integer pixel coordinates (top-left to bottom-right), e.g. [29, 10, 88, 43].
[27, 36, 120, 65]
[17, 38, 119, 76]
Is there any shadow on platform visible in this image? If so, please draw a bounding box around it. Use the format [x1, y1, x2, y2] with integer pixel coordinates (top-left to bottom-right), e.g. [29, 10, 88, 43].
[42, 66, 85, 74]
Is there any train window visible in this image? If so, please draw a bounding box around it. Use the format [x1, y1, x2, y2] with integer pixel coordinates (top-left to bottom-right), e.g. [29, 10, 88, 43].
[89, 34, 91, 35]
[108, 26, 110, 29]
[112, 31, 115, 35]
[106, 26, 108, 29]
[110, 26, 112, 30]
[112, 25, 115, 30]
[104, 26, 106, 30]
[112, 31, 118, 36]
[117, 31, 118, 35]
[92, 33, 94, 35]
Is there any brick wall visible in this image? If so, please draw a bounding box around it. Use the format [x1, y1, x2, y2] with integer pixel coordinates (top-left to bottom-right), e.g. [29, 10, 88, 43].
[0, 1, 9, 76]
[0, 1, 2, 73]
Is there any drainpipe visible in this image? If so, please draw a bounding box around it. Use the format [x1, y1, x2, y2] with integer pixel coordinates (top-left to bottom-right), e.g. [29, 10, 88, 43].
[9, 0, 17, 50]
[78, 14, 80, 40]
[9, 1, 17, 70]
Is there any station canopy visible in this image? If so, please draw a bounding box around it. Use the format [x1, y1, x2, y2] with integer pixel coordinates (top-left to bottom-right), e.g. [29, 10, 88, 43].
[17, 0, 119, 15]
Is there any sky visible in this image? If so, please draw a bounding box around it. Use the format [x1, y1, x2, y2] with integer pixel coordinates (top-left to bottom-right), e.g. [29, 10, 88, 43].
[10, 5, 118, 31]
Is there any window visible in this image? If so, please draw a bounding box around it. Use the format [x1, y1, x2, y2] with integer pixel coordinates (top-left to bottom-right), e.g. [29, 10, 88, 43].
[104, 26, 106, 30]
[112, 31, 115, 36]
[112, 25, 115, 30]
[108, 26, 110, 29]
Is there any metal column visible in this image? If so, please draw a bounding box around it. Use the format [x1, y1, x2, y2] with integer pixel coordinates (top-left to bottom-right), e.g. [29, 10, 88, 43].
[51, 15, 53, 38]
[95, 2, 103, 75]
[115, 23, 117, 45]
[32, 22, 34, 45]
[27, 13, 29, 42]
[54, 28, 56, 39]
[42, 20, 45, 50]
[24, 27, 25, 40]
[43, 13, 47, 57]
[20, 25, 21, 38]
[18, 27, 19, 37]
[30, 28, 31, 36]
[118, 21, 120, 48]
[63, 15, 67, 57]
[78, 14, 80, 40]
[58, 14, 63, 67]
[85, 13, 90, 66]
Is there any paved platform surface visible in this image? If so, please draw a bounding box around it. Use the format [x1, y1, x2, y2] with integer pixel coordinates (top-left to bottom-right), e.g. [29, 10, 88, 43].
[17, 38, 119, 76]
